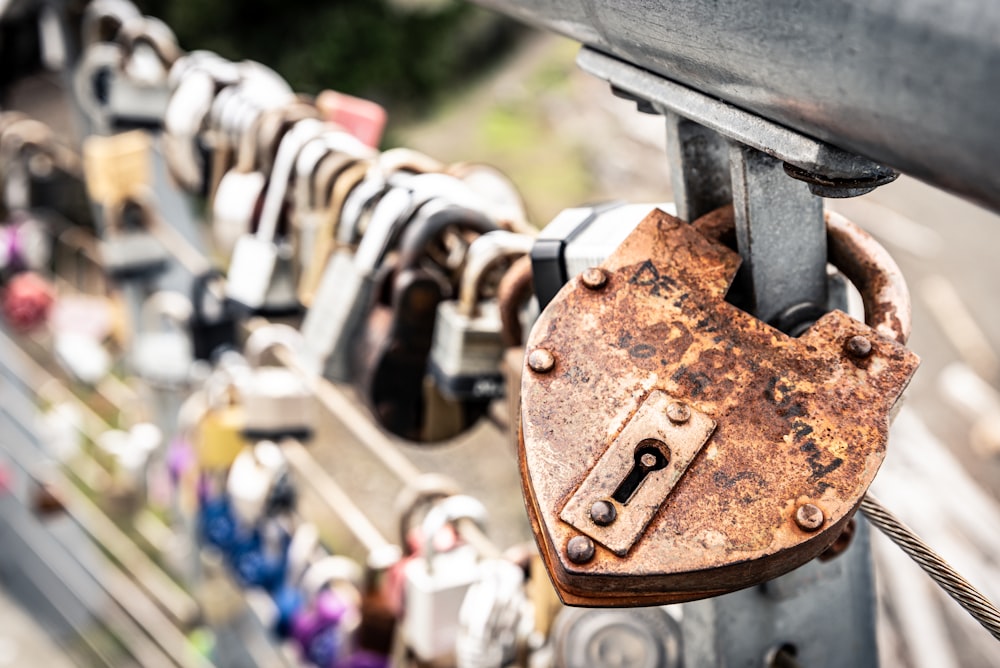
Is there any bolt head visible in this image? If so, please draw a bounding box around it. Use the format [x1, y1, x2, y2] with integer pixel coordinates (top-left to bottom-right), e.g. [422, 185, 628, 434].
[640, 452, 658, 468]
[580, 267, 608, 290]
[528, 348, 555, 374]
[590, 500, 617, 526]
[566, 535, 596, 564]
[666, 402, 691, 424]
[845, 335, 873, 358]
[794, 503, 825, 532]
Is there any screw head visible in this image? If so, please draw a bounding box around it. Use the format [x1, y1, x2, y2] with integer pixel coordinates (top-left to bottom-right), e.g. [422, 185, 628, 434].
[640, 452, 658, 468]
[794, 503, 825, 532]
[580, 267, 608, 290]
[666, 402, 691, 424]
[566, 535, 596, 564]
[590, 500, 617, 526]
[528, 348, 555, 374]
[845, 335, 873, 358]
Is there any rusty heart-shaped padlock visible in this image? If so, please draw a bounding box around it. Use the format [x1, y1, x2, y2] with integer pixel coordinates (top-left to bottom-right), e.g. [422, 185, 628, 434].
[519, 206, 919, 606]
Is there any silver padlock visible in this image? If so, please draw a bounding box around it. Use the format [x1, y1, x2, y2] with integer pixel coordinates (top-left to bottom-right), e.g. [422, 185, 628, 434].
[531, 201, 676, 309]
[240, 324, 316, 442]
[301, 171, 487, 381]
[549, 606, 682, 668]
[456, 558, 532, 668]
[132, 290, 195, 389]
[402, 494, 488, 664]
[105, 17, 179, 129]
[226, 440, 287, 527]
[99, 192, 171, 281]
[225, 117, 329, 312]
[428, 230, 536, 401]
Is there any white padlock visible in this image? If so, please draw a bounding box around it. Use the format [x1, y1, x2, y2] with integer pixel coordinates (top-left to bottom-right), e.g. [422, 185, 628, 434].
[226, 440, 287, 527]
[240, 323, 316, 442]
[403, 494, 489, 663]
[132, 290, 194, 389]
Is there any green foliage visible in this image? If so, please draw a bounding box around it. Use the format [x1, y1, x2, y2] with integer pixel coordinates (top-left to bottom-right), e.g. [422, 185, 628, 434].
[135, 0, 525, 115]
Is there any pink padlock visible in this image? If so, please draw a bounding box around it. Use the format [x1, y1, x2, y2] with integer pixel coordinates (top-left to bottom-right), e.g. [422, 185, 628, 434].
[316, 90, 387, 149]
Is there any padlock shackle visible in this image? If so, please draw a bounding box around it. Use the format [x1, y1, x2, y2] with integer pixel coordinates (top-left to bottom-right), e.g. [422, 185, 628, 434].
[190, 268, 227, 321]
[395, 202, 497, 274]
[119, 16, 182, 68]
[826, 210, 911, 345]
[694, 205, 911, 345]
[394, 473, 462, 555]
[81, 0, 141, 47]
[140, 289, 193, 334]
[497, 254, 534, 348]
[457, 231, 535, 317]
[254, 117, 328, 243]
[244, 323, 305, 367]
[420, 494, 489, 570]
[300, 555, 363, 600]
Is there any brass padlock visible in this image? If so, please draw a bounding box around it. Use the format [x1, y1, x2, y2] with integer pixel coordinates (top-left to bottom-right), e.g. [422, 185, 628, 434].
[519, 206, 920, 606]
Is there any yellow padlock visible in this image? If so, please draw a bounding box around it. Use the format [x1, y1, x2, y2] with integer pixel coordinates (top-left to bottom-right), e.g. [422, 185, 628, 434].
[195, 379, 246, 471]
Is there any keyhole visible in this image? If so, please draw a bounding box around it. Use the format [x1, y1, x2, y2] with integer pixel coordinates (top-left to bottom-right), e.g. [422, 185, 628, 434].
[612, 439, 670, 505]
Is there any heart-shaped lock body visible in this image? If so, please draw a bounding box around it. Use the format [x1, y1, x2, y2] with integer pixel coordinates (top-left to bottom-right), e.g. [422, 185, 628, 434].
[520, 207, 920, 606]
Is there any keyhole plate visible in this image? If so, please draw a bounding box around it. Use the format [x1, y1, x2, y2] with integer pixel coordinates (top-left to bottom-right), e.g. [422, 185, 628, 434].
[559, 390, 716, 556]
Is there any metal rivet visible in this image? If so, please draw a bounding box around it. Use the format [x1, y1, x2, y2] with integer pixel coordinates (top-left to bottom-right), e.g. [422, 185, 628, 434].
[566, 535, 595, 564]
[590, 500, 617, 526]
[581, 267, 608, 290]
[845, 335, 872, 358]
[666, 402, 691, 424]
[528, 348, 555, 374]
[794, 503, 825, 532]
[640, 452, 658, 468]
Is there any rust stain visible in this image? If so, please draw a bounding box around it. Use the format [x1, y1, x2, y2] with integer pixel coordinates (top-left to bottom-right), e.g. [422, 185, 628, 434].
[519, 207, 920, 606]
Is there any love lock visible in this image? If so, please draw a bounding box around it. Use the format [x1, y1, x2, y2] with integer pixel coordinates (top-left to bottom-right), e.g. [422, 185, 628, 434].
[519, 207, 920, 606]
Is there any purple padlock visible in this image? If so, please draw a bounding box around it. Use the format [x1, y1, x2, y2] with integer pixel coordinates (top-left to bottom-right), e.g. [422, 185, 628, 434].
[291, 587, 352, 668]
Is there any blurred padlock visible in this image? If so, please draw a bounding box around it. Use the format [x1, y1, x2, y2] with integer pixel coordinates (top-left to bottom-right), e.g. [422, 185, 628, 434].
[98, 192, 171, 281]
[188, 268, 239, 361]
[0, 210, 51, 279]
[402, 494, 488, 664]
[3, 271, 55, 333]
[132, 290, 194, 389]
[531, 201, 675, 309]
[550, 606, 682, 668]
[316, 89, 388, 149]
[293, 556, 364, 668]
[226, 116, 328, 313]
[105, 16, 180, 130]
[353, 200, 498, 441]
[428, 230, 535, 403]
[82, 130, 153, 206]
[241, 323, 316, 442]
[226, 440, 288, 528]
[194, 370, 246, 471]
[456, 558, 531, 668]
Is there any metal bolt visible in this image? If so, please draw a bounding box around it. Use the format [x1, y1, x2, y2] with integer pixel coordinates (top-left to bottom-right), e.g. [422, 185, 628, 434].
[581, 267, 608, 290]
[845, 335, 873, 358]
[794, 503, 825, 532]
[640, 452, 659, 468]
[666, 402, 691, 424]
[528, 348, 555, 374]
[566, 535, 596, 564]
[590, 500, 617, 526]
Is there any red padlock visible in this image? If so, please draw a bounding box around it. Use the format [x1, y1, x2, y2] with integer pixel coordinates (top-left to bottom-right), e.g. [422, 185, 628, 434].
[3, 271, 55, 332]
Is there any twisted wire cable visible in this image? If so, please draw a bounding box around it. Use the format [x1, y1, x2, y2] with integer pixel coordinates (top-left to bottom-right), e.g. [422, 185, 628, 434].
[861, 493, 1000, 642]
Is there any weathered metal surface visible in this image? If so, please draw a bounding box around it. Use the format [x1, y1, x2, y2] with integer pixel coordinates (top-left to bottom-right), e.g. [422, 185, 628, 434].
[519, 207, 920, 606]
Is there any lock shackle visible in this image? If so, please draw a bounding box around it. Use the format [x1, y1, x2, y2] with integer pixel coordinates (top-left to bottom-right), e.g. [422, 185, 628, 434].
[73, 42, 124, 124]
[694, 206, 912, 345]
[446, 161, 530, 233]
[190, 268, 228, 322]
[254, 102, 322, 175]
[395, 202, 497, 274]
[457, 231, 535, 317]
[300, 555, 364, 600]
[140, 290, 193, 334]
[244, 323, 305, 367]
[0, 118, 80, 180]
[119, 16, 182, 68]
[394, 473, 462, 555]
[497, 254, 535, 348]
[81, 0, 141, 47]
[254, 117, 328, 243]
[336, 149, 445, 247]
[420, 494, 488, 570]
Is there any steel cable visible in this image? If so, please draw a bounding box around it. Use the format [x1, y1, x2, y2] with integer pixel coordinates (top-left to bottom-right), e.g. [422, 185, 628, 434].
[861, 493, 1000, 642]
